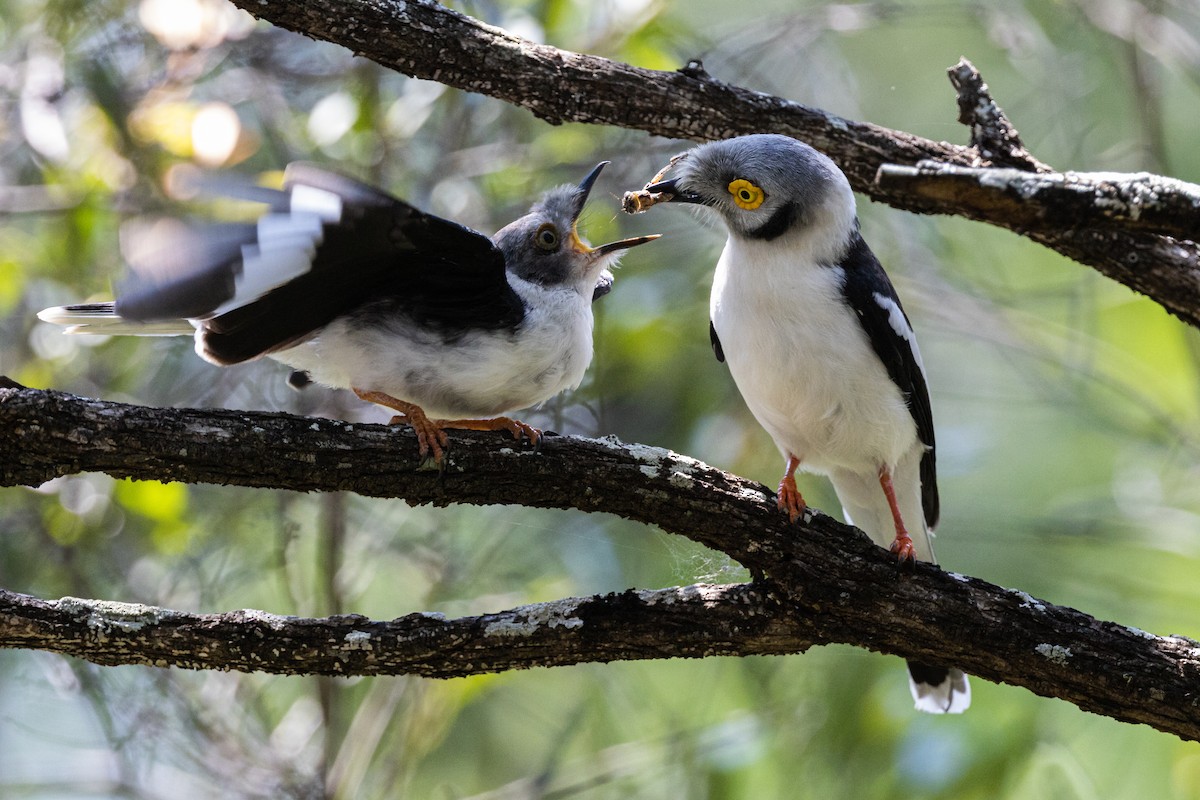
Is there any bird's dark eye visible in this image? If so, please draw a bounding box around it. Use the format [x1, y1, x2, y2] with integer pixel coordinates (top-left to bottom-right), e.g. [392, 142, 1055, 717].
[534, 223, 560, 251]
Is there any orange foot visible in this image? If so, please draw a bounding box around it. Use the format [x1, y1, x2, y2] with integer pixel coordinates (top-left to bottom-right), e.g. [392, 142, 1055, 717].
[776, 454, 806, 522]
[439, 415, 541, 449]
[890, 534, 916, 564]
[352, 389, 541, 463]
[354, 389, 450, 461]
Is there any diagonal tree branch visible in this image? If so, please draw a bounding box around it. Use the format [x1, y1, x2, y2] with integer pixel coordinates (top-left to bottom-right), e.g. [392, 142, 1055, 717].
[4, 385, 1200, 741]
[226, 0, 1200, 328]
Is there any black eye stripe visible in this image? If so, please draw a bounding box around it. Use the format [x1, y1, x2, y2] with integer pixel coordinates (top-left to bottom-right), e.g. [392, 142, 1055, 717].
[746, 201, 798, 241]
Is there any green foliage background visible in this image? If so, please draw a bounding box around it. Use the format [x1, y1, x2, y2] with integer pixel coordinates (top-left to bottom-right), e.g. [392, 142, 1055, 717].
[2, 0, 1199, 797]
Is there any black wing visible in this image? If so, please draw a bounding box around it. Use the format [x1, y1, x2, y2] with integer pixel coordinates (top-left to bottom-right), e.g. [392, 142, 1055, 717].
[837, 230, 938, 529]
[115, 163, 524, 365]
[709, 320, 725, 362]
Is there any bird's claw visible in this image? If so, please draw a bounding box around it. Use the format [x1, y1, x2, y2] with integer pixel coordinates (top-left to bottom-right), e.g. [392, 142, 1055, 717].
[890, 534, 916, 565]
[357, 387, 541, 463]
[498, 417, 541, 448]
[776, 475, 807, 523]
[427, 415, 540, 455]
[390, 413, 450, 463]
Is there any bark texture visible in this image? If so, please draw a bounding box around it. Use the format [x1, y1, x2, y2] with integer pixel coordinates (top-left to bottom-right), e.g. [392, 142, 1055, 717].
[4, 386, 1200, 742]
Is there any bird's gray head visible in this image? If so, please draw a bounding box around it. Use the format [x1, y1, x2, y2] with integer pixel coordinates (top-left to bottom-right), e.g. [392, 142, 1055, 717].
[631, 134, 857, 249]
[495, 162, 659, 296]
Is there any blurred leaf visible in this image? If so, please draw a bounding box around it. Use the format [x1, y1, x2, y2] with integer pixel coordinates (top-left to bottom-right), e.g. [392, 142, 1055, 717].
[114, 480, 192, 553]
[129, 99, 202, 157]
[0, 261, 25, 314]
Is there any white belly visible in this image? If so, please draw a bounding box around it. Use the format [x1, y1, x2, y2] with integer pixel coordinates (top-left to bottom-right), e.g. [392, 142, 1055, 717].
[274, 280, 594, 419]
[710, 239, 918, 475]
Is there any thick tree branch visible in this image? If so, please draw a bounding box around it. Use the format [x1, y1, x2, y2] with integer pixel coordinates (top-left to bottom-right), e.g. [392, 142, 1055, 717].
[4, 386, 1200, 741]
[877, 163, 1200, 310]
[226, 1, 1200, 328]
[0, 584, 807, 676]
[876, 162, 1200, 242]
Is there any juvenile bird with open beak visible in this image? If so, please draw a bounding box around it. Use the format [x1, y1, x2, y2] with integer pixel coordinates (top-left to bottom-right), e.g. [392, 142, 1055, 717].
[41, 162, 658, 461]
[624, 134, 969, 714]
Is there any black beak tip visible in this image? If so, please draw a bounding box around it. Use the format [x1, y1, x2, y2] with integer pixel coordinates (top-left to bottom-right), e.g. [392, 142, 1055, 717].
[572, 161, 610, 219]
[578, 161, 610, 194]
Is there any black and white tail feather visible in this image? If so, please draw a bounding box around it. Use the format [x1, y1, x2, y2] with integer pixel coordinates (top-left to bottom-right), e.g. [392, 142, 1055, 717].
[38, 302, 195, 336]
[908, 661, 971, 714]
[38, 164, 367, 359]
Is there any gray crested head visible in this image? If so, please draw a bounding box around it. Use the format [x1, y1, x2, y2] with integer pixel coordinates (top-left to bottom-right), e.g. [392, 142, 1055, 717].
[494, 162, 659, 296]
[643, 134, 857, 246]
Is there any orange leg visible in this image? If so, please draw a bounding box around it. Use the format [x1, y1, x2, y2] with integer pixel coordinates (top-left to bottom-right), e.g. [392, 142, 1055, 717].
[878, 465, 915, 564]
[434, 416, 541, 448]
[777, 454, 806, 523]
[353, 388, 541, 462]
[354, 388, 450, 461]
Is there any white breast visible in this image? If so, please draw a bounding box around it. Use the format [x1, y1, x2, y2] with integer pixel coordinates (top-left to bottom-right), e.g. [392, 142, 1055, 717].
[274, 278, 594, 420]
[710, 236, 919, 475]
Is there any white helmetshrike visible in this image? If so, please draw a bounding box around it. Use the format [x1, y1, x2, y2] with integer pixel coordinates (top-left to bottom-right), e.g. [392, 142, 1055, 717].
[40, 162, 657, 461]
[625, 133, 969, 714]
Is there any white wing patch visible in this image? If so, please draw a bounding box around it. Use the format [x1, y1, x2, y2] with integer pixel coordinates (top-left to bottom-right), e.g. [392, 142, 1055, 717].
[255, 211, 324, 252]
[873, 291, 926, 376]
[208, 186, 339, 318]
[290, 184, 344, 222]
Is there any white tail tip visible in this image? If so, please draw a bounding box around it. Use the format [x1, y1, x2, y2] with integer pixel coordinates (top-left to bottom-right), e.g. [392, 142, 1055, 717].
[37, 304, 193, 336]
[910, 667, 971, 714]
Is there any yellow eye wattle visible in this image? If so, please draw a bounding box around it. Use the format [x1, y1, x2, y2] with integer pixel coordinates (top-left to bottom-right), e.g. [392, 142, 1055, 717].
[728, 179, 765, 210]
